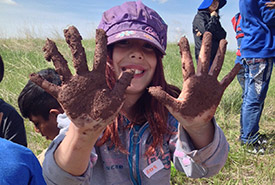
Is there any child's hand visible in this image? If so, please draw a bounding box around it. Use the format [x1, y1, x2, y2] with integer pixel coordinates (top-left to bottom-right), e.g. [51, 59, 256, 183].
[149, 32, 240, 134]
[210, 11, 218, 17]
[265, 1, 275, 10]
[195, 29, 202, 37]
[30, 26, 134, 131]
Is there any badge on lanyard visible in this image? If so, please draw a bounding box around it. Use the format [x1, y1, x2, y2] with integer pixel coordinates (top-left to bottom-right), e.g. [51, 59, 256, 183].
[143, 159, 164, 178]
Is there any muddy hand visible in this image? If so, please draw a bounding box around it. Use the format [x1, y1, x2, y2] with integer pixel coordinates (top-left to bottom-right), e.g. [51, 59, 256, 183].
[149, 32, 241, 127]
[30, 26, 134, 129]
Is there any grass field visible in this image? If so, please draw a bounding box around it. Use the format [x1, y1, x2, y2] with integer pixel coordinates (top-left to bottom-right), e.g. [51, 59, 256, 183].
[0, 37, 274, 184]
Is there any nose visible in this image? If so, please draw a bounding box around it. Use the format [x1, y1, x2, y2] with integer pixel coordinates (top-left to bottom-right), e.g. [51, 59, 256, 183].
[129, 47, 144, 60]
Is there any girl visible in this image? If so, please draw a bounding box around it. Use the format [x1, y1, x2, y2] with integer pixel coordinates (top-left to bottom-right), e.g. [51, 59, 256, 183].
[192, 0, 227, 66]
[31, 1, 240, 184]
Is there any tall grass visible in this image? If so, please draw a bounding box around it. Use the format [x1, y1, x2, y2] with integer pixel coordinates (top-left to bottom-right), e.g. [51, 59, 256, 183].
[0, 38, 274, 184]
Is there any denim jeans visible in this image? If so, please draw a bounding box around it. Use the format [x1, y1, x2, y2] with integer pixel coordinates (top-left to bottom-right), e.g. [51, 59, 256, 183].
[240, 58, 274, 144]
[237, 65, 245, 97]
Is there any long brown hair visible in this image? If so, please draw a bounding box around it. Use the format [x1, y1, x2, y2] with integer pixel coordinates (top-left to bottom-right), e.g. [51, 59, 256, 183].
[96, 46, 180, 156]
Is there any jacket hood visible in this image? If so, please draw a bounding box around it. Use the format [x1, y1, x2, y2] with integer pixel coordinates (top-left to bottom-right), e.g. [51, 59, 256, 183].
[198, 0, 226, 10]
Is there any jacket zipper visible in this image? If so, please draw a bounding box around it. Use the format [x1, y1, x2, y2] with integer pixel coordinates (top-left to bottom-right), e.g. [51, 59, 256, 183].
[128, 123, 149, 185]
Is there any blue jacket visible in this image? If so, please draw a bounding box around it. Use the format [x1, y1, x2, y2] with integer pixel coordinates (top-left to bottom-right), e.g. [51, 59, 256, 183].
[0, 138, 46, 185]
[239, 0, 275, 58]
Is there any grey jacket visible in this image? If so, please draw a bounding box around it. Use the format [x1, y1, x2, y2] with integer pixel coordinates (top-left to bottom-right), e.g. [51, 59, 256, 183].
[43, 114, 228, 185]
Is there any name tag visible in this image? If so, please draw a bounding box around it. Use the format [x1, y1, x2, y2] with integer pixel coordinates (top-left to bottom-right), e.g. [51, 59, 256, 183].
[143, 159, 164, 178]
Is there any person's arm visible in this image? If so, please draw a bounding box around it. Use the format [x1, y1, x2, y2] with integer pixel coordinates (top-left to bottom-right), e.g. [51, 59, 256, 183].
[54, 122, 104, 175]
[193, 12, 206, 38]
[30, 26, 134, 176]
[206, 12, 226, 40]
[149, 32, 241, 149]
[169, 117, 229, 178]
[205, 11, 219, 33]
[193, 11, 225, 42]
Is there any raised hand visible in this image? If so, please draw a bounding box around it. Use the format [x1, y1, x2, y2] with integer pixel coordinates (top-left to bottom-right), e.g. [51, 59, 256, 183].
[30, 26, 134, 130]
[149, 32, 241, 129]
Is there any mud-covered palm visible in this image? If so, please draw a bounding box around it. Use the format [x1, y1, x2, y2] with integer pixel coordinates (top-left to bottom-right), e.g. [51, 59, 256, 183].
[149, 32, 241, 128]
[30, 26, 134, 129]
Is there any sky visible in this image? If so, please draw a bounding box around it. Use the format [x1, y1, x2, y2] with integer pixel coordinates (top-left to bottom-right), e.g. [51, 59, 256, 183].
[0, 0, 239, 51]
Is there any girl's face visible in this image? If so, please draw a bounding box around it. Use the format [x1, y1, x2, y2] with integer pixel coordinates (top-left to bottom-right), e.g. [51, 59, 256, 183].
[209, 0, 219, 12]
[112, 39, 157, 96]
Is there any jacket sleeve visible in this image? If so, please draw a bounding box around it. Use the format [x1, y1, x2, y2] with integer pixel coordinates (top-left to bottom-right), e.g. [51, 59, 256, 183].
[42, 133, 97, 185]
[172, 119, 229, 178]
[206, 16, 226, 41]
[193, 13, 226, 40]
[42, 115, 97, 185]
[28, 151, 47, 185]
[193, 13, 207, 36]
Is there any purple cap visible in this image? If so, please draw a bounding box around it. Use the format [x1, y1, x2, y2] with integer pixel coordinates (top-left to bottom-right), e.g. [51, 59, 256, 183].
[98, 1, 167, 55]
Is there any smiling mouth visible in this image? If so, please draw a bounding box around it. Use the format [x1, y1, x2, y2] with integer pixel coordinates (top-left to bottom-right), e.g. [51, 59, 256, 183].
[122, 67, 144, 75]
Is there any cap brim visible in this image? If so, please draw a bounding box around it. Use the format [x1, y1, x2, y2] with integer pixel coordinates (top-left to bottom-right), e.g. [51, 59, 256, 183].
[218, 0, 226, 9]
[107, 30, 166, 55]
[198, 0, 226, 10]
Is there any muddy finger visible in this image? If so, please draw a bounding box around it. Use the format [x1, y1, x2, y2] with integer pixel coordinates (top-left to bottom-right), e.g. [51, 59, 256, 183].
[64, 26, 89, 75]
[112, 69, 134, 96]
[220, 63, 242, 91]
[178, 36, 195, 80]
[197, 32, 212, 75]
[148, 86, 178, 110]
[92, 29, 108, 74]
[209, 39, 227, 77]
[43, 39, 72, 83]
[30, 73, 60, 99]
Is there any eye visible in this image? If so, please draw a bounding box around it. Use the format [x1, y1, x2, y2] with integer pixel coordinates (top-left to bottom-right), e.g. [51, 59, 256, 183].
[143, 43, 155, 51]
[34, 122, 40, 128]
[116, 40, 129, 47]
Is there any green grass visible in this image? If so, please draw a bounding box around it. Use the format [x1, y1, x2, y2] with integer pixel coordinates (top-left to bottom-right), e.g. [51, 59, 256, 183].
[0, 38, 274, 185]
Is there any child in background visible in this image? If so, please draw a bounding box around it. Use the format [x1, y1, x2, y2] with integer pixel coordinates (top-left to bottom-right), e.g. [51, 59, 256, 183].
[0, 55, 27, 147]
[18, 68, 65, 141]
[31, 1, 240, 184]
[18, 68, 68, 164]
[192, 0, 227, 66]
[0, 58, 46, 185]
[239, 0, 275, 154]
